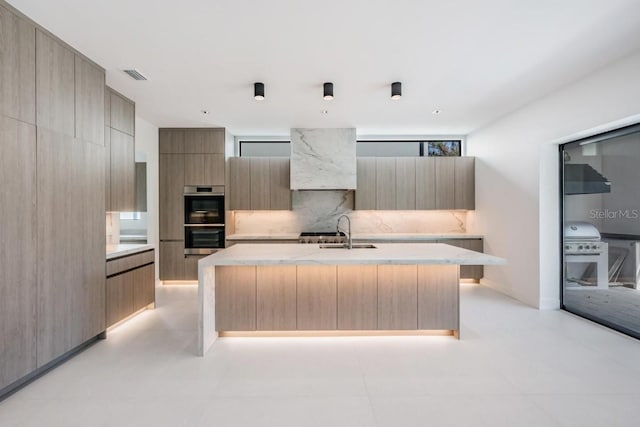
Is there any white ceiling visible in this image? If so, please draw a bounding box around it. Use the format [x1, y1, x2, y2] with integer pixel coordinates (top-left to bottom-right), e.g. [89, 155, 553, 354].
[8, 0, 640, 136]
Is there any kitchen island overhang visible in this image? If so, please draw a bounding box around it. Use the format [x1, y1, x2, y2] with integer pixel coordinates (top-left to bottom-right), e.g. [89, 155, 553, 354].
[198, 243, 505, 356]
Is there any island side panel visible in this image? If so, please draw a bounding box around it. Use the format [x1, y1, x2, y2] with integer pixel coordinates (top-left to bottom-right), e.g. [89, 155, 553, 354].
[417, 265, 459, 331]
[377, 265, 418, 330]
[215, 266, 257, 331]
[256, 265, 297, 330]
[296, 265, 337, 330]
[337, 265, 378, 330]
[198, 264, 217, 356]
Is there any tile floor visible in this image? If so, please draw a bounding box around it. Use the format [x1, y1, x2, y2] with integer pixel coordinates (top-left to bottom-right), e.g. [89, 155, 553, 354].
[1, 283, 640, 426]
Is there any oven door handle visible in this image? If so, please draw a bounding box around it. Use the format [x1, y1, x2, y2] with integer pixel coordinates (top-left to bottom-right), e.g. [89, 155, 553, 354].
[184, 224, 225, 227]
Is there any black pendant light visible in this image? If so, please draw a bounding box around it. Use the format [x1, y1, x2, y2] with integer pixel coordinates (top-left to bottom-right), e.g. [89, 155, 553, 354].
[254, 82, 265, 100]
[391, 82, 402, 100]
[323, 82, 334, 100]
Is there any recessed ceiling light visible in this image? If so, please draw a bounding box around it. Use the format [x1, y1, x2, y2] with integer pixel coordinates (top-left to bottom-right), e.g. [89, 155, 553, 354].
[432, 109, 442, 115]
[254, 82, 265, 101]
[323, 82, 334, 100]
[321, 110, 329, 114]
[201, 110, 209, 115]
[391, 82, 402, 100]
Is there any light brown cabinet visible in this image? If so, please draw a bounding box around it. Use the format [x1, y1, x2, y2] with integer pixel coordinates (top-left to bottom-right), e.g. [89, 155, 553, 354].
[36, 30, 75, 136]
[159, 128, 225, 154]
[296, 266, 337, 330]
[355, 157, 475, 211]
[159, 241, 185, 280]
[159, 129, 185, 153]
[106, 250, 155, 328]
[185, 254, 205, 281]
[215, 266, 256, 331]
[337, 265, 377, 330]
[256, 266, 297, 330]
[0, 116, 37, 389]
[75, 56, 104, 145]
[0, 5, 36, 124]
[36, 129, 105, 365]
[109, 91, 135, 136]
[228, 157, 291, 210]
[109, 128, 135, 211]
[439, 238, 484, 279]
[184, 154, 224, 186]
[377, 265, 418, 330]
[418, 265, 459, 330]
[105, 87, 135, 212]
[159, 154, 185, 240]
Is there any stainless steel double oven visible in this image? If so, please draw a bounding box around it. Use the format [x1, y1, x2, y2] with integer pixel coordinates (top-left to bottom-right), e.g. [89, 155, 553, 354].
[183, 185, 225, 255]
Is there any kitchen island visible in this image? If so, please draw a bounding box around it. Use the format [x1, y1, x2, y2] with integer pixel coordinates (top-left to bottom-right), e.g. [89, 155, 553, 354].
[197, 243, 505, 356]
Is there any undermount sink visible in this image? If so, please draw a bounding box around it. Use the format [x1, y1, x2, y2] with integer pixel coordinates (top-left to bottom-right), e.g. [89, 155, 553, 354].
[319, 243, 377, 249]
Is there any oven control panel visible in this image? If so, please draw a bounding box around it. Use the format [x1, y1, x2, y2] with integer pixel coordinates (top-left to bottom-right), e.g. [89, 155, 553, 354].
[564, 241, 605, 255]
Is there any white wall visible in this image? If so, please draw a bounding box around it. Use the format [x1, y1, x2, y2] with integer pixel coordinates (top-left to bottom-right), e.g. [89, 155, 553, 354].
[134, 117, 160, 282]
[466, 49, 640, 309]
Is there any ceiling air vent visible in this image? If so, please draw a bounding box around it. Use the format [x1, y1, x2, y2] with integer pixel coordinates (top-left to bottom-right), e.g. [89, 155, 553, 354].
[123, 69, 148, 81]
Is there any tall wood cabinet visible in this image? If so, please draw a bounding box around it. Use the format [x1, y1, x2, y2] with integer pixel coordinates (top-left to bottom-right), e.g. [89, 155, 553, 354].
[105, 87, 135, 212]
[1, 3, 107, 393]
[228, 157, 291, 210]
[159, 128, 226, 281]
[355, 156, 475, 210]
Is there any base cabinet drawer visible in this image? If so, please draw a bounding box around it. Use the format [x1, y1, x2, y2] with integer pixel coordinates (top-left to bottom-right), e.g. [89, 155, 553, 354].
[133, 264, 155, 312]
[106, 273, 133, 327]
[106, 251, 155, 328]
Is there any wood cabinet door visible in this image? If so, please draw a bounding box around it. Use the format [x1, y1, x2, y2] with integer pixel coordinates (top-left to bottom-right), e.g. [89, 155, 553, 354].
[36, 30, 75, 136]
[440, 239, 484, 279]
[375, 158, 396, 210]
[417, 265, 459, 330]
[415, 157, 436, 210]
[250, 158, 270, 210]
[184, 254, 204, 281]
[377, 265, 417, 330]
[337, 265, 377, 330]
[132, 264, 155, 312]
[159, 129, 185, 154]
[185, 154, 225, 186]
[297, 266, 337, 330]
[0, 6, 36, 125]
[109, 91, 134, 136]
[228, 157, 250, 210]
[269, 157, 291, 210]
[434, 157, 456, 209]
[37, 130, 105, 365]
[74, 56, 104, 145]
[110, 128, 135, 211]
[184, 129, 225, 154]
[104, 126, 111, 210]
[159, 154, 184, 240]
[159, 241, 185, 281]
[256, 266, 297, 330]
[0, 117, 37, 389]
[355, 157, 376, 210]
[215, 266, 256, 331]
[106, 273, 133, 327]
[454, 157, 475, 210]
[396, 157, 416, 210]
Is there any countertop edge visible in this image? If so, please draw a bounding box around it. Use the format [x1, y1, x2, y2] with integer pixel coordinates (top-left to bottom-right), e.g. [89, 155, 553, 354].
[106, 244, 155, 260]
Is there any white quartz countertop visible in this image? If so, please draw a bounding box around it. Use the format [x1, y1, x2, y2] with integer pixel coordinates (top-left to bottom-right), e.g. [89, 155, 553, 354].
[226, 233, 483, 241]
[200, 243, 504, 267]
[106, 244, 154, 260]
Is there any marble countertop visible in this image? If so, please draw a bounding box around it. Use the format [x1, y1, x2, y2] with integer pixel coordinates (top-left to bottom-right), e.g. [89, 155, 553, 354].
[200, 243, 504, 267]
[226, 233, 483, 241]
[106, 244, 154, 260]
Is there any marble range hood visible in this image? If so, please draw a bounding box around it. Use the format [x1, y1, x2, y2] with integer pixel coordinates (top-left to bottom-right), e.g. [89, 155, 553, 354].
[290, 128, 357, 190]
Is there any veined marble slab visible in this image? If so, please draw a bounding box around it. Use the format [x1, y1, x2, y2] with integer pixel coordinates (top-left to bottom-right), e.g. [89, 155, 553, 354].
[290, 128, 357, 190]
[225, 233, 484, 241]
[200, 243, 505, 267]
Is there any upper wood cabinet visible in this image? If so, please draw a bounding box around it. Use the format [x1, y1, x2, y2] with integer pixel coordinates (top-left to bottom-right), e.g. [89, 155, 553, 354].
[228, 157, 291, 210]
[35, 30, 75, 136]
[109, 128, 135, 211]
[0, 6, 36, 125]
[109, 91, 135, 136]
[159, 154, 185, 240]
[159, 128, 225, 154]
[184, 154, 224, 185]
[75, 56, 104, 145]
[355, 157, 475, 211]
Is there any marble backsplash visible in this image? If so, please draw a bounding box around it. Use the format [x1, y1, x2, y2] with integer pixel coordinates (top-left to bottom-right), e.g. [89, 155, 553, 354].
[233, 190, 466, 234]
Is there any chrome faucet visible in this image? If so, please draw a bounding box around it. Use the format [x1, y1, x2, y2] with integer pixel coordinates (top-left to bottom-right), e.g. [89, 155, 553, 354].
[336, 214, 352, 249]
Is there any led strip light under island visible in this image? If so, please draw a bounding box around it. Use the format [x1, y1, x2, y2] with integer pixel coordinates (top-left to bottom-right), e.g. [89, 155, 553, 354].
[197, 243, 505, 356]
